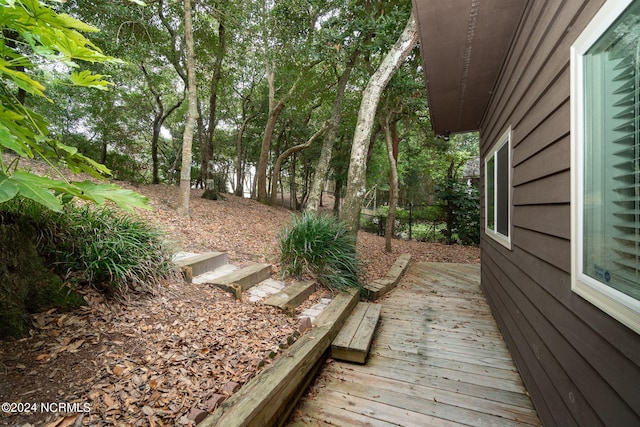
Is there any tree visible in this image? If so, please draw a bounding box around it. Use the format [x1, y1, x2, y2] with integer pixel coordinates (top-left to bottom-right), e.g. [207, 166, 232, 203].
[381, 109, 400, 253]
[341, 10, 418, 234]
[177, 0, 199, 216]
[0, 0, 148, 212]
[270, 121, 329, 206]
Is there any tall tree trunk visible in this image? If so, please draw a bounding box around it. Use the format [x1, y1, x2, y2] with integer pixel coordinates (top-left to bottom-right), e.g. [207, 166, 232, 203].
[234, 119, 249, 197]
[341, 11, 418, 234]
[382, 114, 399, 253]
[141, 64, 185, 185]
[177, 0, 198, 216]
[270, 122, 329, 205]
[201, 20, 226, 199]
[256, 61, 319, 204]
[306, 49, 360, 212]
[256, 63, 283, 204]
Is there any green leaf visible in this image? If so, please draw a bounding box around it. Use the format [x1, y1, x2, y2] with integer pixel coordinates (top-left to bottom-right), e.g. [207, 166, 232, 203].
[56, 13, 100, 33]
[0, 172, 19, 203]
[0, 122, 30, 157]
[70, 70, 113, 90]
[10, 171, 63, 212]
[74, 181, 150, 212]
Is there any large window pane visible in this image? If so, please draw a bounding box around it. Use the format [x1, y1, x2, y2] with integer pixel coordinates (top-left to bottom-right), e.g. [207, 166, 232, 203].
[583, 1, 640, 300]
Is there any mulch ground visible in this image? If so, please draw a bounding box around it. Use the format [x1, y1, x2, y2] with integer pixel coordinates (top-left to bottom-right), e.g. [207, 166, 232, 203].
[0, 178, 478, 427]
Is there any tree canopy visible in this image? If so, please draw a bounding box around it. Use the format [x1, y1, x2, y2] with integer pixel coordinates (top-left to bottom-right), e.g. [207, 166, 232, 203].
[1, 0, 479, 240]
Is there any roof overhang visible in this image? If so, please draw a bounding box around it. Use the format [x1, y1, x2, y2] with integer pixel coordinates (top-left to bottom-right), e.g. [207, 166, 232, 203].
[412, 0, 527, 135]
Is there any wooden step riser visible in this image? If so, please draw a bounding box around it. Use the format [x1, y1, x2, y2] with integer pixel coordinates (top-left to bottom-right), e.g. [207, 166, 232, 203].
[176, 252, 227, 280]
[209, 263, 272, 299]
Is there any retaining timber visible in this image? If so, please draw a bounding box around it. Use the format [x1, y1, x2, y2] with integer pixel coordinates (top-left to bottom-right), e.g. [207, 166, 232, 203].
[176, 252, 227, 282]
[209, 263, 272, 299]
[197, 288, 359, 427]
[363, 253, 411, 300]
[263, 281, 316, 315]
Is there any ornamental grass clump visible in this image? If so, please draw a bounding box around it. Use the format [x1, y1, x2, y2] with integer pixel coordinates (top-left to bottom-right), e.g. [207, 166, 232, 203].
[1, 198, 177, 295]
[279, 211, 362, 293]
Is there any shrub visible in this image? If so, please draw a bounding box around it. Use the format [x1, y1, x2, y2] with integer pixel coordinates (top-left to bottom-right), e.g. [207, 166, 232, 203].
[1, 198, 177, 294]
[279, 211, 362, 293]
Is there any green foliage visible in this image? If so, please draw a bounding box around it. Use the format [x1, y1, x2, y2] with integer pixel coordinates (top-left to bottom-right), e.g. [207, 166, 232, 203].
[0, 0, 148, 212]
[1, 197, 177, 294]
[279, 211, 362, 293]
[435, 178, 480, 245]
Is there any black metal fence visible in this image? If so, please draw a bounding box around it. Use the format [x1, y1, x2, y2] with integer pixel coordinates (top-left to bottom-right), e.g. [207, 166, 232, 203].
[360, 203, 449, 243]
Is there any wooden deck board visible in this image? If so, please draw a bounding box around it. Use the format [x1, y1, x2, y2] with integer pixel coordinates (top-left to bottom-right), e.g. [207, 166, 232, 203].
[287, 262, 541, 427]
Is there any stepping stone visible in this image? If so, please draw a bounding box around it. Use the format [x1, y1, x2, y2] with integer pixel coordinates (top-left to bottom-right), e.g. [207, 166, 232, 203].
[331, 302, 382, 364]
[299, 298, 332, 325]
[263, 281, 315, 315]
[175, 251, 227, 281]
[208, 263, 272, 299]
[246, 278, 286, 303]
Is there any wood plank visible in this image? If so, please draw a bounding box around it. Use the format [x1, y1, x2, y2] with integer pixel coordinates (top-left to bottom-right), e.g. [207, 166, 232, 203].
[292, 397, 408, 427]
[287, 262, 541, 426]
[325, 358, 534, 409]
[300, 387, 460, 427]
[332, 303, 381, 363]
[198, 289, 359, 427]
[364, 253, 411, 299]
[263, 281, 315, 315]
[209, 263, 271, 293]
[321, 369, 540, 426]
[175, 251, 227, 281]
[332, 303, 369, 348]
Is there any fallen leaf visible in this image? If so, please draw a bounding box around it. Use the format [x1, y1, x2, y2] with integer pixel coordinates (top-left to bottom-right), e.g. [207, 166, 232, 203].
[102, 393, 115, 408]
[113, 365, 126, 377]
[67, 339, 85, 352]
[35, 354, 49, 361]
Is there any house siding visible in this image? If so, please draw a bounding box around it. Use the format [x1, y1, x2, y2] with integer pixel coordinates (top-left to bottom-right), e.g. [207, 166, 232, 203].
[480, 0, 640, 425]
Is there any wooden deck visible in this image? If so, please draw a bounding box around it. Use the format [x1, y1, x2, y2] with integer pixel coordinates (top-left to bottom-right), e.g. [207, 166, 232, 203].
[287, 262, 541, 427]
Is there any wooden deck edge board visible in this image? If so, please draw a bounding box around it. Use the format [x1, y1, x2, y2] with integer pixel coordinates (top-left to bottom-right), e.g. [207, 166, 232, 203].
[197, 289, 359, 427]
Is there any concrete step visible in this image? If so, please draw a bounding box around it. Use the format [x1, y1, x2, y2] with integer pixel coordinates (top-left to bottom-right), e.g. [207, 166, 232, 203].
[175, 251, 227, 281]
[208, 263, 272, 299]
[331, 302, 382, 364]
[263, 281, 316, 315]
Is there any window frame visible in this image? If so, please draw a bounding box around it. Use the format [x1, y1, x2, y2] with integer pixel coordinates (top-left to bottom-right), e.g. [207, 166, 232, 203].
[484, 127, 512, 249]
[570, 0, 640, 334]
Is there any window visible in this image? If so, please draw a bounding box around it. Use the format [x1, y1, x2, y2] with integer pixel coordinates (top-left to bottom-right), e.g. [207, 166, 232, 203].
[571, 0, 640, 333]
[485, 127, 511, 249]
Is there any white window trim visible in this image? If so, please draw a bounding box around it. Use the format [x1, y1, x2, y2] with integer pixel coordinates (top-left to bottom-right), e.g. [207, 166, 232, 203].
[484, 127, 512, 249]
[570, 0, 640, 334]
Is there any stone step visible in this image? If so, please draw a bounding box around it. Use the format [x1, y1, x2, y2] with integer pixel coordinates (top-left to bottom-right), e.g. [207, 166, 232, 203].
[208, 263, 272, 299]
[263, 281, 316, 315]
[246, 278, 287, 303]
[175, 251, 227, 282]
[331, 302, 382, 364]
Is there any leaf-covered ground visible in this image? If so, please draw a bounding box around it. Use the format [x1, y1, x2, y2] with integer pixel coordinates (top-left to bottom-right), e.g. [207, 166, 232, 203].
[0, 182, 478, 427]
